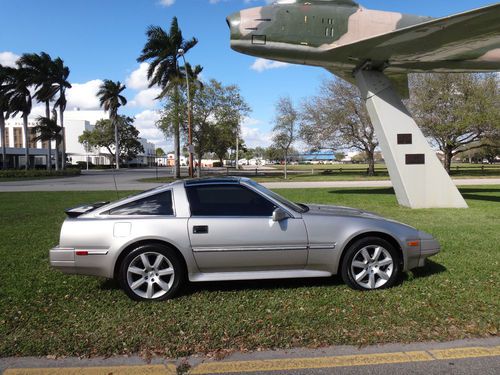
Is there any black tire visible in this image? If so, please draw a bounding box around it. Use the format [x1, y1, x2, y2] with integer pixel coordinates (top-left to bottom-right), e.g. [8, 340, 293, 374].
[341, 237, 401, 291]
[118, 243, 185, 301]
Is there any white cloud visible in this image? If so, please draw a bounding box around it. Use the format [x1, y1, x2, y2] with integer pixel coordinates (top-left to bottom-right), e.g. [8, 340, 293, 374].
[126, 63, 151, 91]
[0, 51, 20, 67]
[133, 109, 170, 149]
[158, 0, 175, 7]
[66, 79, 103, 110]
[250, 58, 289, 72]
[129, 87, 162, 109]
[244, 0, 276, 4]
[241, 117, 272, 148]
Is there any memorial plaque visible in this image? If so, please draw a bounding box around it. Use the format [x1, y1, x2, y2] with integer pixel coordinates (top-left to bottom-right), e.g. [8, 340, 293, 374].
[406, 154, 425, 165]
[397, 134, 412, 144]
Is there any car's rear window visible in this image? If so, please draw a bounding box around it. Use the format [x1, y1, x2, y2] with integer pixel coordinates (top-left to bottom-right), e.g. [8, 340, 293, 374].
[107, 191, 173, 216]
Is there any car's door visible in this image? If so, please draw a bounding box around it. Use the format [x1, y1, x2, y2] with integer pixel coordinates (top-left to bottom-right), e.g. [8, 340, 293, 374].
[186, 182, 308, 272]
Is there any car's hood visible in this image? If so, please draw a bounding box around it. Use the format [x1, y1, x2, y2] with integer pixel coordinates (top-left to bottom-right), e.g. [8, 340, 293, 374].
[302, 204, 416, 230]
[304, 204, 382, 218]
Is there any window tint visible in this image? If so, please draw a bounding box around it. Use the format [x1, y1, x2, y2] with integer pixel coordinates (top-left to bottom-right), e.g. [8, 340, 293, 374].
[108, 191, 173, 216]
[186, 184, 276, 217]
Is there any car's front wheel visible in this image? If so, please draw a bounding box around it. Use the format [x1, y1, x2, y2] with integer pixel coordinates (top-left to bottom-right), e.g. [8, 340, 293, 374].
[341, 237, 401, 290]
[118, 244, 184, 301]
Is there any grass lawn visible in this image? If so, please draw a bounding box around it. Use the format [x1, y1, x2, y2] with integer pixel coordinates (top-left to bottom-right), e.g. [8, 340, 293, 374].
[138, 163, 500, 184]
[0, 187, 499, 358]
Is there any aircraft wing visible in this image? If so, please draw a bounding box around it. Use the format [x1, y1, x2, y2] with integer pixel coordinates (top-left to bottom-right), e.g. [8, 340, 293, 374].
[327, 3, 500, 73]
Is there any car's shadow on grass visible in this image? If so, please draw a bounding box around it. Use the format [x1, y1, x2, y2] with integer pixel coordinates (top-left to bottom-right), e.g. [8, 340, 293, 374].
[97, 261, 446, 296]
[408, 260, 447, 279]
[182, 276, 344, 296]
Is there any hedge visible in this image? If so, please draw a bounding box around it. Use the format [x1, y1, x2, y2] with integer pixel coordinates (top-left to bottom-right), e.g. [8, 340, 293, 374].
[0, 168, 81, 179]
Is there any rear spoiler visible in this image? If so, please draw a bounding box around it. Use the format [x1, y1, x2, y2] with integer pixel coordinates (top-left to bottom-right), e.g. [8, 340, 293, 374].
[65, 202, 110, 218]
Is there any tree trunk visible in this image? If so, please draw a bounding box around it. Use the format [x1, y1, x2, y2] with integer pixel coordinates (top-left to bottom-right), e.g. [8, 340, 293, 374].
[47, 142, 52, 172]
[366, 150, 375, 176]
[45, 102, 52, 171]
[197, 152, 202, 178]
[235, 131, 239, 170]
[443, 148, 453, 174]
[54, 139, 60, 171]
[23, 113, 30, 170]
[59, 100, 66, 171]
[0, 112, 6, 170]
[174, 86, 181, 179]
[284, 150, 288, 180]
[113, 116, 120, 170]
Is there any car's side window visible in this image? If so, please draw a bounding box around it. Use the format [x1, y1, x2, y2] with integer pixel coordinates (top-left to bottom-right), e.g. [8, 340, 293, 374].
[107, 191, 174, 216]
[186, 184, 276, 217]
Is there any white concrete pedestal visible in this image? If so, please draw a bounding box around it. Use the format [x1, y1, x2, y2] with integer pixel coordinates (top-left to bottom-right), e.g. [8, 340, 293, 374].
[354, 70, 468, 209]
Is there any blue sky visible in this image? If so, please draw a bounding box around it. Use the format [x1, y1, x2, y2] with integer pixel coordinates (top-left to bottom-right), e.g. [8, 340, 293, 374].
[0, 0, 496, 151]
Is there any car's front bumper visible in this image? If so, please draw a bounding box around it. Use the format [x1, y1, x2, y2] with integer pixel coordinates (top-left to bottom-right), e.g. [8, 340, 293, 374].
[49, 246, 112, 278]
[418, 238, 441, 266]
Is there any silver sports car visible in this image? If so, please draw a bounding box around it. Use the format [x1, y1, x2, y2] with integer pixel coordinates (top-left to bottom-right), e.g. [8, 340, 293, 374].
[50, 177, 440, 301]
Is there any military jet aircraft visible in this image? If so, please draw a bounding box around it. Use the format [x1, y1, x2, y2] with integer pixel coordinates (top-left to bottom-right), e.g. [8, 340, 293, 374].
[227, 0, 500, 91]
[226, 1, 500, 209]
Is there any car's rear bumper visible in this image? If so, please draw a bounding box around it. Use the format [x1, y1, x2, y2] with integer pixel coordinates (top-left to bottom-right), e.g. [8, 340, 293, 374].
[49, 246, 113, 278]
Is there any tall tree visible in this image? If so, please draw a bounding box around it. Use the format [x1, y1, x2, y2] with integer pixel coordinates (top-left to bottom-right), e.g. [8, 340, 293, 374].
[137, 17, 197, 178]
[0, 64, 13, 169]
[33, 112, 62, 170]
[300, 78, 378, 176]
[19, 53, 54, 119]
[79, 116, 144, 165]
[200, 80, 249, 176]
[51, 57, 71, 170]
[409, 73, 500, 173]
[272, 97, 298, 180]
[20, 52, 57, 170]
[97, 80, 127, 169]
[6, 64, 32, 170]
[18, 53, 71, 170]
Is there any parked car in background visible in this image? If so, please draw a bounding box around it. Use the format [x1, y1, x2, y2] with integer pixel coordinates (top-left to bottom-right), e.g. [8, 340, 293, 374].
[50, 178, 440, 301]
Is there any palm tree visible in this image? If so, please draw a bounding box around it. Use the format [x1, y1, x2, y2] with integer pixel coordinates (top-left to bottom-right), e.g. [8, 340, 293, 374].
[0, 64, 13, 169]
[137, 17, 197, 178]
[19, 53, 71, 170]
[52, 57, 71, 170]
[33, 113, 61, 171]
[19, 52, 57, 170]
[6, 64, 32, 170]
[19, 53, 54, 119]
[97, 80, 127, 169]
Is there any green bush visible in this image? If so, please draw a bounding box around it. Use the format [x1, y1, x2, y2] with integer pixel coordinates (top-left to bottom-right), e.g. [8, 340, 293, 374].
[212, 161, 223, 168]
[0, 168, 81, 179]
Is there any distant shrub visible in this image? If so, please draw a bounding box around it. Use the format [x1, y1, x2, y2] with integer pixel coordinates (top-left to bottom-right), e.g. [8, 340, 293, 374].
[0, 169, 81, 178]
[212, 162, 223, 168]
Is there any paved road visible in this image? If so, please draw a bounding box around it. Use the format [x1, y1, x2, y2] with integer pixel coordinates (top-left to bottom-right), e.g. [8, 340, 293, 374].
[0, 168, 499, 192]
[1, 337, 499, 374]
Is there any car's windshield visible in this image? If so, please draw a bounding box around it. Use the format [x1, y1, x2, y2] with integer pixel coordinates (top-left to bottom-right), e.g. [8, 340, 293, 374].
[246, 180, 308, 213]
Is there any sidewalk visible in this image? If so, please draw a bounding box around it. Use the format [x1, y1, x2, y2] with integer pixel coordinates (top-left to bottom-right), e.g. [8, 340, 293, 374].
[263, 178, 500, 189]
[2, 337, 499, 374]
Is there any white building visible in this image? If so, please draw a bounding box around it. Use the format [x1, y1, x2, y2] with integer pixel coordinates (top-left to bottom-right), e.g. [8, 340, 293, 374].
[1, 110, 157, 168]
[0, 118, 56, 168]
[128, 138, 156, 167]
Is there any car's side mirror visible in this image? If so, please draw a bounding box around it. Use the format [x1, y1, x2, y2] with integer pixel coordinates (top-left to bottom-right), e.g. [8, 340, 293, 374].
[272, 207, 290, 222]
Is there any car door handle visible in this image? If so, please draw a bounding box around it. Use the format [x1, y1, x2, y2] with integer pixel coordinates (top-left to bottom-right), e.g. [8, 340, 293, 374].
[193, 225, 209, 234]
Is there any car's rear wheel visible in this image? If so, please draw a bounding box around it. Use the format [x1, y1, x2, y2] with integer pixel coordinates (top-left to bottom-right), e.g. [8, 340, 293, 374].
[119, 244, 184, 301]
[341, 237, 400, 290]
